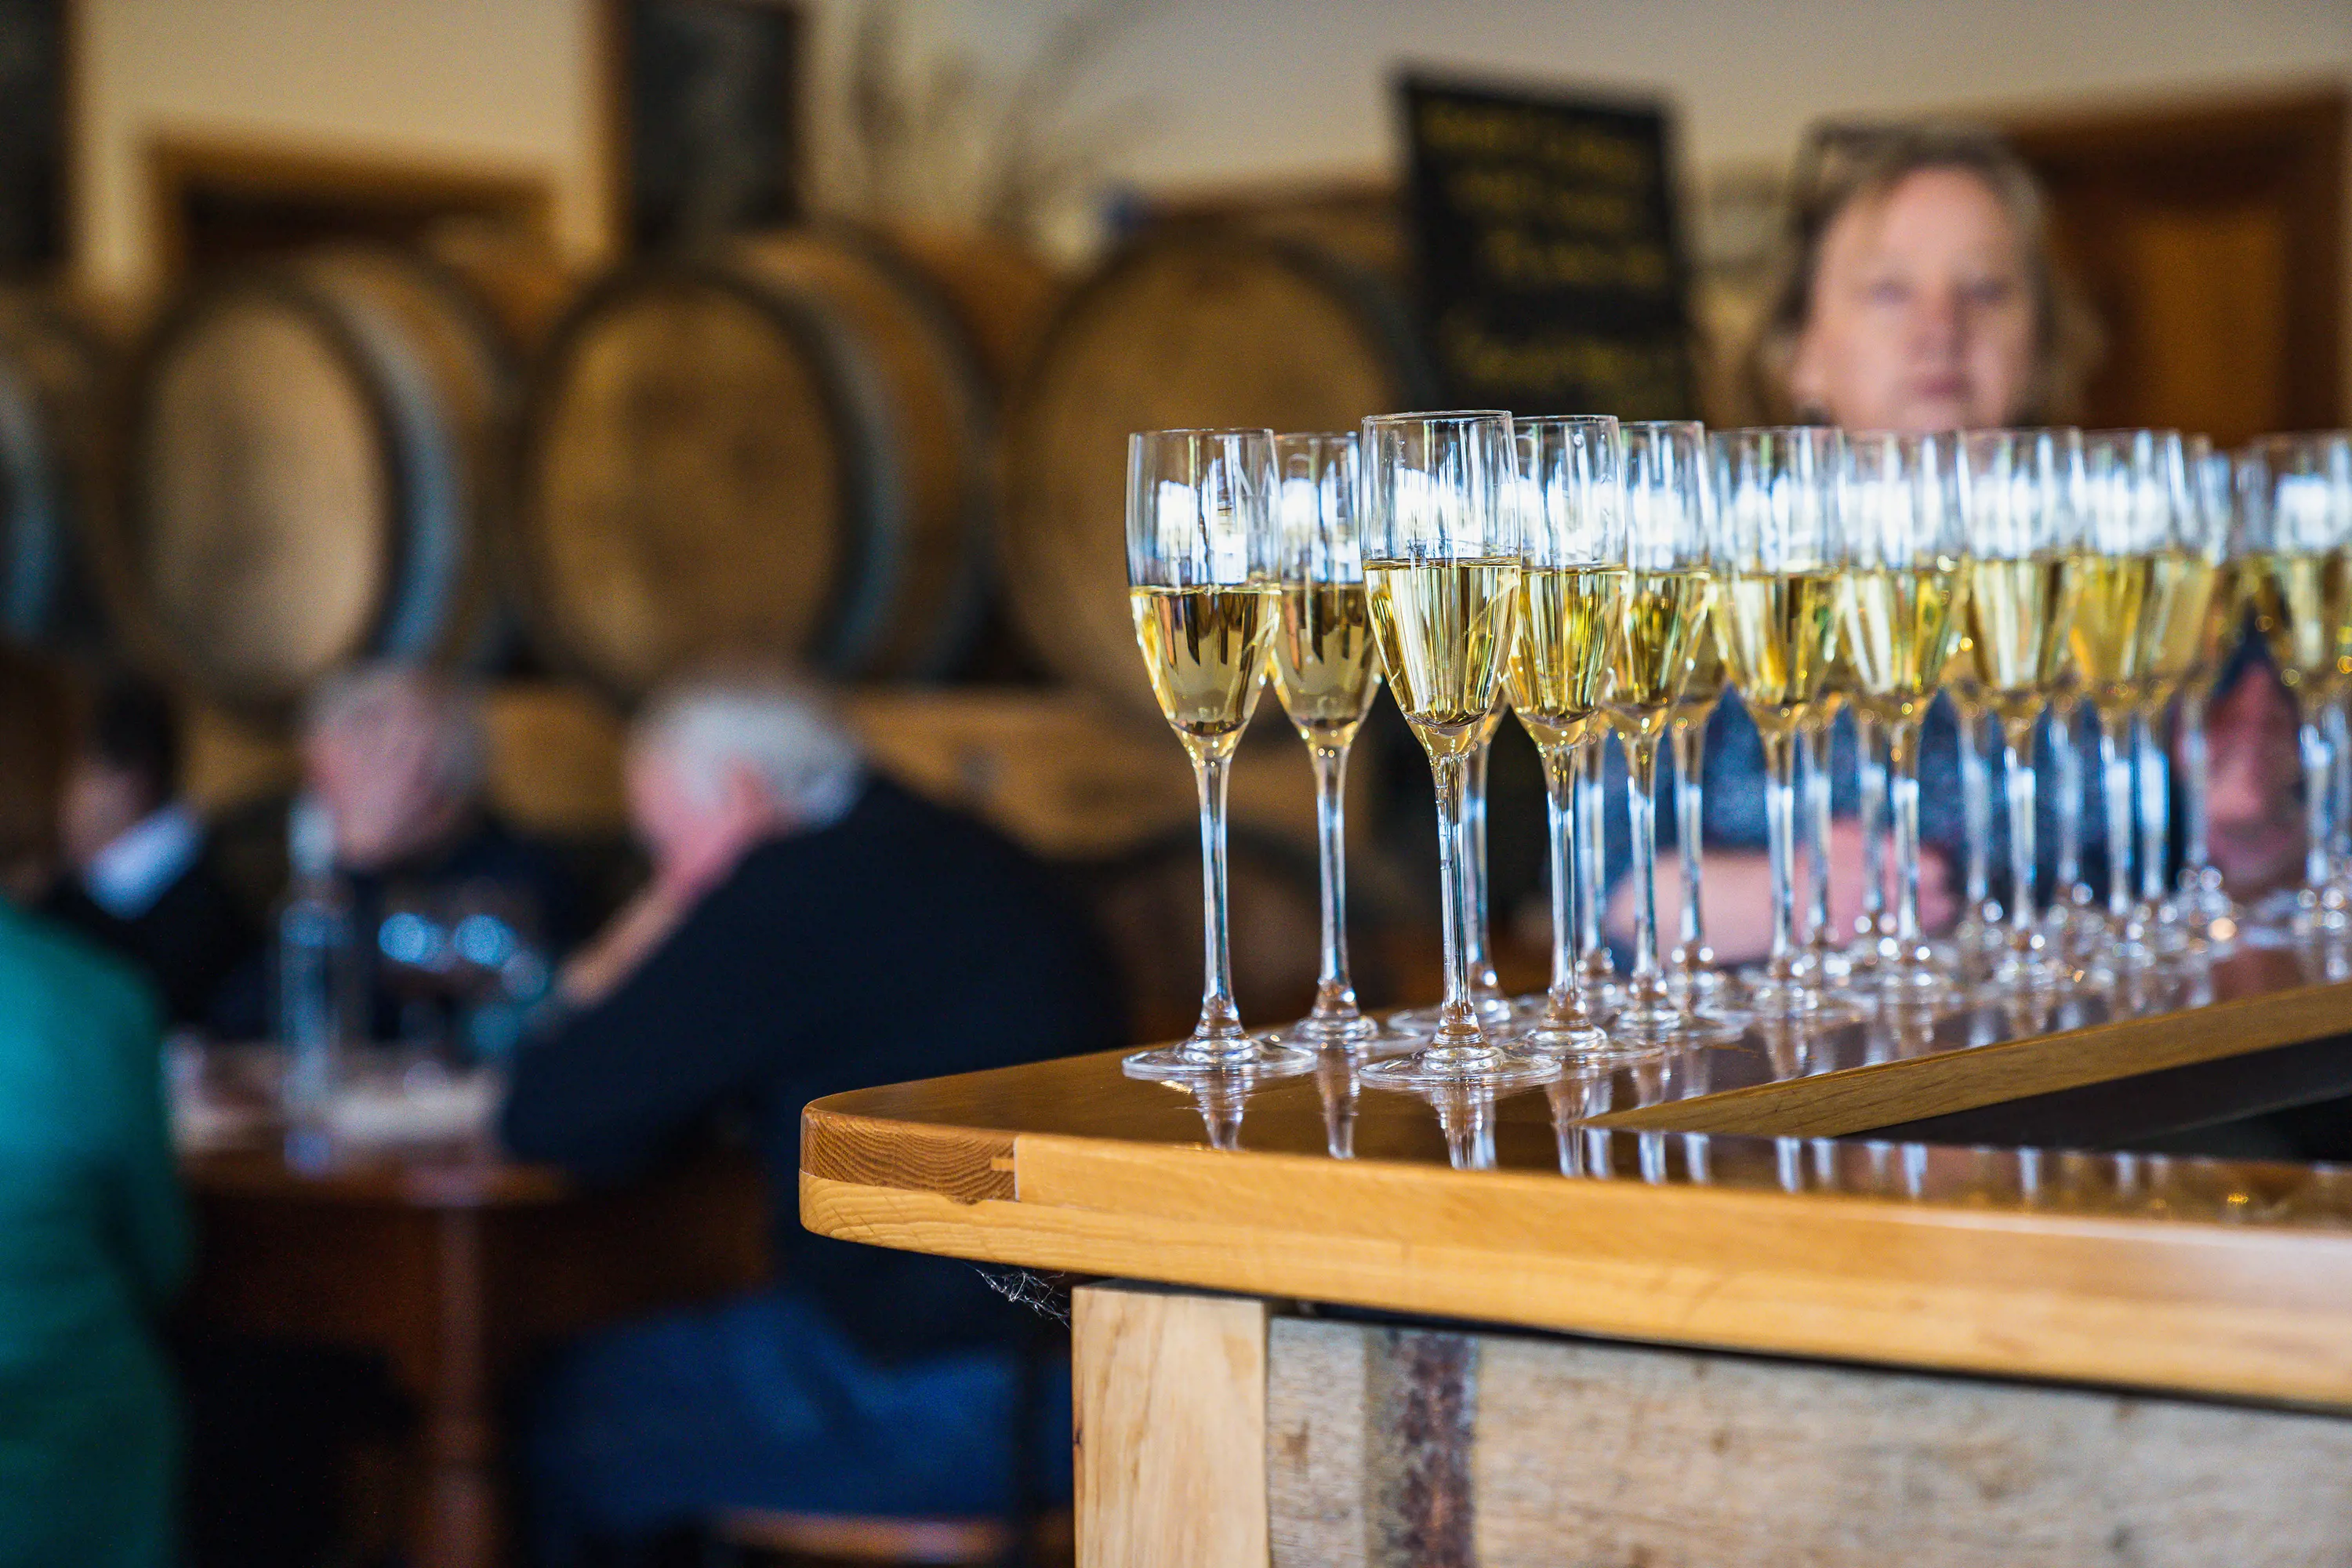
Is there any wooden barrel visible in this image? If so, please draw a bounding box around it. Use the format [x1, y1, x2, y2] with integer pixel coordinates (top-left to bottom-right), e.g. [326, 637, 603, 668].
[0, 294, 112, 647]
[516, 227, 1055, 698]
[109, 245, 513, 709]
[999, 226, 1433, 724]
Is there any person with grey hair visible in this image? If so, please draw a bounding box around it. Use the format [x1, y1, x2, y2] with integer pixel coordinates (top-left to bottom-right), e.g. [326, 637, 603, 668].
[270, 661, 584, 1045]
[500, 669, 1122, 1565]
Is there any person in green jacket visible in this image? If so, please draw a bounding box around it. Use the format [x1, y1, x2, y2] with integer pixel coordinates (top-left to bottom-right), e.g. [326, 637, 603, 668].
[0, 647, 187, 1568]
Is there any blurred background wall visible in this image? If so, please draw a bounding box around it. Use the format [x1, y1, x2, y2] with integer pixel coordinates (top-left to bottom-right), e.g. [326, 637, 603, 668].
[73, 0, 2352, 284]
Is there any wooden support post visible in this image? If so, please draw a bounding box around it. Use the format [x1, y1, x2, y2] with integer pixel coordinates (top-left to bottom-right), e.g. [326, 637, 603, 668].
[1073, 1281, 1270, 1568]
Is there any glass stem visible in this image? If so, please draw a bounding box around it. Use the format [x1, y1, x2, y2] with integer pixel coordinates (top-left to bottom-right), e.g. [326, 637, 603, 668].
[2135, 713, 2168, 909]
[1761, 728, 1800, 985]
[1577, 737, 1612, 988]
[2179, 687, 2212, 892]
[2003, 720, 2041, 953]
[1465, 739, 1499, 998]
[1190, 751, 1248, 1053]
[2299, 713, 2332, 895]
[2328, 700, 2352, 885]
[1541, 746, 1583, 1022]
[1624, 735, 1668, 1007]
[2098, 712, 2134, 924]
[1958, 699, 1993, 916]
[1800, 724, 1833, 952]
[1429, 749, 1487, 1058]
[2053, 703, 2085, 904]
[1888, 720, 1926, 964]
[1306, 742, 1359, 1025]
[1857, 710, 1887, 940]
[1671, 715, 1711, 976]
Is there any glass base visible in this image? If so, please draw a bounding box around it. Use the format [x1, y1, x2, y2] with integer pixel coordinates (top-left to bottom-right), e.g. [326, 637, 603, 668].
[1360, 1044, 1558, 1091]
[1285, 1011, 1392, 1051]
[1736, 968, 1865, 1023]
[1124, 1036, 1318, 1083]
[1386, 993, 1517, 1032]
[1510, 1014, 1668, 1065]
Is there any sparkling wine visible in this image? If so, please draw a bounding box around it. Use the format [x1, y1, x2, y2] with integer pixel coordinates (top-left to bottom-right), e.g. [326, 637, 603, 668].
[2132, 550, 2222, 710]
[2067, 553, 2156, 713]
[1606, 568, 1715, 740]
[1272, 582, 1381, 745]
[1131, 583, 1274, 757]
[2251, 550, 2352, 703]
[1366, 556, 1522, 757]
[1966, 555, 2077, 725]
[1713, 568, 1844, 733]
[1845, 563, 1966, 724]
[1508, 565, 1627, 754]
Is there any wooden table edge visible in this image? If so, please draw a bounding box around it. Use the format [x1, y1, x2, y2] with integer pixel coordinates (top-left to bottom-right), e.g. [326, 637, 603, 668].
[1589, 970, 2352, 1135]
[800, 1165, 2352, 1410]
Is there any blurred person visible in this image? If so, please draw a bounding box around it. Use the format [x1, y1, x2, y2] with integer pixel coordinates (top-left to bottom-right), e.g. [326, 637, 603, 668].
[234, 662, 586, 1049]
[40, 671, 260, 1031]
[1611, 122, 2097, 960]
[501, 670, 1122, 1565]
[0, 644, 187, 1566]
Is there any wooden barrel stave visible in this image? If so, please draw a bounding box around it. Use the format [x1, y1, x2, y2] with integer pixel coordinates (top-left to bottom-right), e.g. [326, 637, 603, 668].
[999, 227, 1433, 726]
[518, 227, 1053, 699]
[111, 245, 511, 709]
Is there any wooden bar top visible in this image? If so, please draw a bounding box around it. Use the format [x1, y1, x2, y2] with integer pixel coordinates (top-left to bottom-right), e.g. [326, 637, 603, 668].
[804, 946, 2352, 1410]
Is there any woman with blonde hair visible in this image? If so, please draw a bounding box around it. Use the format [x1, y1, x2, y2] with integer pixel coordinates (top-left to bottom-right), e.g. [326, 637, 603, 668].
[1619, 119, 2102, 960]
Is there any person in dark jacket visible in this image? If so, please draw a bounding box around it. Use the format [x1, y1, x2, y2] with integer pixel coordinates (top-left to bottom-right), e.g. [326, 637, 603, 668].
[41, 672, 260, 1033]
[502, 670, 1122, 1565]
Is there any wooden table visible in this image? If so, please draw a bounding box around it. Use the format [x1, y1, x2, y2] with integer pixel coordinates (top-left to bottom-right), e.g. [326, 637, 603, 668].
[184, 1142, 767, 1568]
[802, 946, 2352, 1566]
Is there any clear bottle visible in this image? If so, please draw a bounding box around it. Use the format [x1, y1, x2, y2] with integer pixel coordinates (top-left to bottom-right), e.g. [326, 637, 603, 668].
[277, 797, 358, 1133]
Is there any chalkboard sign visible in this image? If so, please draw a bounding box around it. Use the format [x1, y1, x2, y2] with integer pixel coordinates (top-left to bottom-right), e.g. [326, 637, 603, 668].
[1400, 74, 1694, 419]
[0, 0, 66, 274]
[612, 0, 805, 252]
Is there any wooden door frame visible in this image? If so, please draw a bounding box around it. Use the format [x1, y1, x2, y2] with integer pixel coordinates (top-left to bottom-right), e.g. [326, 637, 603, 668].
[1998, 85, 2349, 428]
[144, 133, 556, 284]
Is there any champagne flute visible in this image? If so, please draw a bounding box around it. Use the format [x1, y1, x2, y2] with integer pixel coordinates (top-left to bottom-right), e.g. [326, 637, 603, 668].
[1841, 430, 1969, 1000]
[1605, 420, 1717, 1046]
[1506, 414, 1635, 1058]
[1711, 426, 1846, 1020]
[1359, 411, 1547, 1088]
[2240, 432, 2352, 941]
[2074, 430, 2176, 967]
[1961, 427, 2085, 993]
[2117, 432, 2214, 959]
[2176, 438, 2243, 939]
[1270, 431, 1386, 1050]
[1124, 428, 1313, 1081]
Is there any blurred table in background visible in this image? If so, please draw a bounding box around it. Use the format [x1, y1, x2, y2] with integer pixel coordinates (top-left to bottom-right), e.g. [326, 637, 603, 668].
[183, 1133, 767, 1568]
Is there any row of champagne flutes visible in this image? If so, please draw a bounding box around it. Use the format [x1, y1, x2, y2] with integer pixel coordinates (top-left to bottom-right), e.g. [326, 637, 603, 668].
[1124, 416, 2352, 1091]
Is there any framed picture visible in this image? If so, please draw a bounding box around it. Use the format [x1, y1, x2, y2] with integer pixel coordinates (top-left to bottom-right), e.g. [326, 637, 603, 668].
[0, 0, 70, 274]
[605, 0, 805, 252]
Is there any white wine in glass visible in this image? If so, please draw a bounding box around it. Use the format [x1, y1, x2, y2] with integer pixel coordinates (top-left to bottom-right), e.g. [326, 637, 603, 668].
[1508, 413, 1631, 1058]
[1606, 419, 1717, 1047]
[1271, 430, 1387, 1049]
[1124, 427, 1312, 1082]
[1961, 425, 2085, 992]
[1359, 410, 1545, 1089]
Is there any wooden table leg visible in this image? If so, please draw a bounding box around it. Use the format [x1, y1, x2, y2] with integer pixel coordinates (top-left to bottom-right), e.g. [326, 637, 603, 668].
[1073, 1282, 1269, 1568]
[407, 1208, 499, 1568]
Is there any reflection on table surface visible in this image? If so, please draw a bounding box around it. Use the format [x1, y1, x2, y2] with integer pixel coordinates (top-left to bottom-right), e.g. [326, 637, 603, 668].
[814, 942, 2352, 1230]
